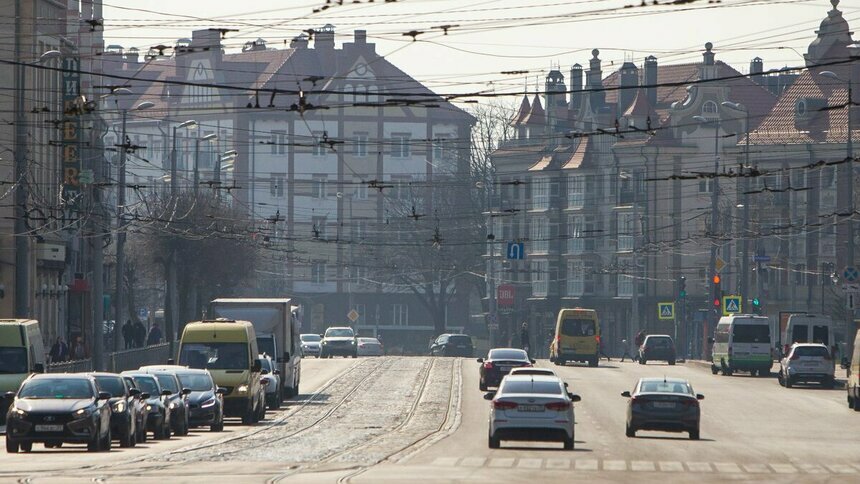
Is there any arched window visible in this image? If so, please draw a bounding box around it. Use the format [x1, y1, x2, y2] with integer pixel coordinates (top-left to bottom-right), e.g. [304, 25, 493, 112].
[702, 101, 718, 117]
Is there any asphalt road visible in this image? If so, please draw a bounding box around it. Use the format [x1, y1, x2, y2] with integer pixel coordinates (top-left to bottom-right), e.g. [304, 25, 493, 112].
[3, 356, 859, 483]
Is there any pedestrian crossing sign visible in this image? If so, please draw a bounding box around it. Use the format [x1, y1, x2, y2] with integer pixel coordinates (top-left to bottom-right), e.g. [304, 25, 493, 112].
[722, 295, 742, 316]
[658, 302, 675, 320]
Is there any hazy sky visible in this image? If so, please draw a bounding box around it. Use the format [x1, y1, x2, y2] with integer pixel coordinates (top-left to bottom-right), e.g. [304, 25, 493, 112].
[102, 0, 852, 97]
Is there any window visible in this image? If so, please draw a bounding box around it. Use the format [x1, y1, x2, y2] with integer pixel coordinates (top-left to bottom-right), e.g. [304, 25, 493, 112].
[391, 133, 411, 158]
[312, 131, 325, 157]
[433, 136, 453, 161]
[699, 178, 714, 193]
[354, 179, 368, 200]
[270, 173, 285, 198]
[391, 176, 412, 200]
[530, 216, 549, 254]
[617, 213, 634, 252]
[702, 101, 718, 117]
[617, 272, 633, 298]
[354, 133, 368, 157]
[568, 215, 584, 254]
[392, 304, 408, 325]
[311, 262, 326, 284]
[532, 177, 549, 210]
[567, 175, 584, 208]
[567, 260, 584, 296]
[531, 260, 548, 297]
[351, 220, 367, 240]
[312, 175, 327, 199]
[271, 130, 286, 155]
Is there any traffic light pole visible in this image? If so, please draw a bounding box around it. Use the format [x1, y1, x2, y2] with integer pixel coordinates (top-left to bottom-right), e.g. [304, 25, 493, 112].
[707, 120, 721, 360]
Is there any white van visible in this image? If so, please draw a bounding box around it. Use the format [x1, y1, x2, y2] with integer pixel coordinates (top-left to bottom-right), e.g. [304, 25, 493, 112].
[710, 314, 772, 376]
[781, 314, 834, 358]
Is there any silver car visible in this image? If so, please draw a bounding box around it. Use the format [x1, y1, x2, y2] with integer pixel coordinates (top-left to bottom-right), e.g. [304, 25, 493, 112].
[259, 355, 282, 410]
[779, 343, 835, 388]
[356, 337, 384, 357]
[300, 334, 322, 358]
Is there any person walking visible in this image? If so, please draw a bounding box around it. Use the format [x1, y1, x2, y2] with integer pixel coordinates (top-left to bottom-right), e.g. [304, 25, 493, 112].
[49, 337, 68, 363]
[519, 322, 530, 354]
[121, 320, 133, 349]
[146, 322, 163, 346]
[133, 320, 146, 348]
[71, 336, 86, 360]
[620, 339, 635, 362]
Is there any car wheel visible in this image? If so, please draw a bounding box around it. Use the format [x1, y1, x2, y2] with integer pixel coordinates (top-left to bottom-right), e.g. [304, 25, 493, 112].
[269, 395, 281, 410]
[242, 407, 255, 424]
[20, 441, 32, 453]
[479, 380, 487, 392]
[849, 396, 855, 409]
[488, 433, 500, 449]
[87, 426, 101, 452]
[138, 424, 146, 443]
[563, 435, 574, 450]
[725, 368, 733, 377]
[711, 365, 719, 375]
[5, 437, 19, 453]
[689, 428, 700, 440]
[750, 369, 758, 377]
[589, 358, 598, 368]
[854, 397, 860, 412]
[211, 418, 224, 432]
[668, 360, 676, 366]
[100, 428, 112, 452]
[625, 423, 636, 438]
[823, 377, 835, 389]
[120, 426, 134, 448]
[639, 359, 646, 365]
[785, 376, 793, 388]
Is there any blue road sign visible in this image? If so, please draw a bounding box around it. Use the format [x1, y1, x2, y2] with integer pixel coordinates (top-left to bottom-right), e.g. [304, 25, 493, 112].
[506, 242, 525, 260]
[753, 255, 771, 262]
[722, 295, 742, 316]
[843, 266, 859, 283]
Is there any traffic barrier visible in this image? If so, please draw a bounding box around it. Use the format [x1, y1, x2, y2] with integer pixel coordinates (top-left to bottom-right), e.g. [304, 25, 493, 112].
[47, 343, 171, 373]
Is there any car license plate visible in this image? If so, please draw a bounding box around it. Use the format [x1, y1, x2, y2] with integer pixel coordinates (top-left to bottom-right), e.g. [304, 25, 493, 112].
[519, 405, 543, 412]
[35, 424, 63, 432]
[499, 366, 512, 373]
[652, 402, 675, 409]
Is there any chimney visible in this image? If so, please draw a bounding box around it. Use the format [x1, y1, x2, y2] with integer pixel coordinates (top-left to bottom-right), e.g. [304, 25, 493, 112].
[750, 57, 764, 76]
[586, 49, 605, 111]
[700, 42, 717, 80]
[644, 55, 657, 107]
[618, 61, 638, 114]
[569, 63, 583, 111]
[354, 30, 367, 44]
[125, 47, 139, 70]
[290, 34, 309, 49]
[315, 24, 335, 50]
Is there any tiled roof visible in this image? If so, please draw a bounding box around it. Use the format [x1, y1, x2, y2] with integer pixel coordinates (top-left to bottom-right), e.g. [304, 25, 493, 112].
[623, 88, 655, 118]
[562, 138, 590, 170]
[521, 94, 545, 125]
[513, 95, 531, 125]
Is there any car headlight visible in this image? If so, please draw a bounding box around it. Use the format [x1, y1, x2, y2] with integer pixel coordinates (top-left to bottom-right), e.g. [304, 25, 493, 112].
[12, 407, 26, 416]
[169, 402, 176, 409]
[350, 340, 356, 345]
[201, 397, 217, 408]
[74, 407, 91, 416]
[113, 401, 126, 413]
[237, 385, 249, 393]
[322, 341, 328, 345]
[146, 404, 152, 411]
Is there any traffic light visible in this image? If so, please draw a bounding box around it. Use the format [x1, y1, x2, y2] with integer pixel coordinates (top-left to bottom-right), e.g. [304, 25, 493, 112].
[752, 297, 762, 314]
[678, 276, 687, 298]
[712, 273, 722, 307]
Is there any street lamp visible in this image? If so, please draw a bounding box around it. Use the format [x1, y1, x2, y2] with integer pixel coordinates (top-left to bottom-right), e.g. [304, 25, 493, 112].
[170, 120, 197, 195]
[193, 133, 218, 198]
[721, 101, 751, 305]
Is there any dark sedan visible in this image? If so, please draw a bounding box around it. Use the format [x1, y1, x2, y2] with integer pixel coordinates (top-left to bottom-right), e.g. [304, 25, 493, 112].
[639, 335, 677, 365]
[91, 372, 141, 448]
[477, 348, 534, 391]
[122, 375, 151, 443]
[5, 374, 112, 453]
[122, 372, 172, 440]
[175, 369, 225, 432]
[622, 377, 704, 440]
[430, 334, 474, 357]
[148, 372, 191, 436]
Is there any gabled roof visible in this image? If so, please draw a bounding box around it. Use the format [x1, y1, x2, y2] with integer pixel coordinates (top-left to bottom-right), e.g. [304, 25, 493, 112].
[521, 94, 545, 125]
[513, 95, 531, 125]
[623, 88, 655, 118]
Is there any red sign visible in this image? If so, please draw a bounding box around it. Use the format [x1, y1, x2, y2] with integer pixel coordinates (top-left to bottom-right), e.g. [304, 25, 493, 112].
[498, 285, 515, 307]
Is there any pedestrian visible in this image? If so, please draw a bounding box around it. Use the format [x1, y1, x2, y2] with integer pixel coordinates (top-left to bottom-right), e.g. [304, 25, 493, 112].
[121, 320, 133, 349]
[620, 339, 634, 362]
[146, 322, 163, 346]
[48, 337, 68, 363]
[133, 320, 146, 348]
[71, 336, 86, 360]
[634, 329, 646, 348]
[519, 321, 530, 354]
[599, 337, 611, 361]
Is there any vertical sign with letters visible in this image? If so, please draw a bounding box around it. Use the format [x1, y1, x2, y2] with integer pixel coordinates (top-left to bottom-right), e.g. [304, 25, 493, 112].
[61, 55, 81, 206]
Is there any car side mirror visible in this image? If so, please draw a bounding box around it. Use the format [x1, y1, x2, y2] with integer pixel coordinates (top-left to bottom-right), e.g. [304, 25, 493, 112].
[216, 387, 227, 395]
[483, 392, 495, 401]
[530, 359, 536, 364]
[33, 363, 45, 373]
[4, 391, 16, 400]
[252, 359, 262, 373]
[162, 389, 172, 396]
[621, 391, 631, 398]
[568, 393, 581, 403]
[696, 394, 705, 400]
[564, 382, 569, 388]
[98, 391, 111, 400]
[182, 388, 192, 396]
[273, 369, 280, 375]
[476, 358, 484, 363]
[129, 388, 141, 397]
[140, 393, 150, 400]
[261, 369, 270, 375]
[841, 357, 850, 369]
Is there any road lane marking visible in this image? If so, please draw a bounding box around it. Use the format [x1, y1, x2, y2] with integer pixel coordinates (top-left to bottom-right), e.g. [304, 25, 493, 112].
[545, 459, 570, 470]
[742, 464, 770, 473]
[460, 457, 486, 467]
[658, 461, 684, 472]
[603, 460, 627, 471]
[575, 459, 598, 471]
[488, 458, 515, 468]
[631, 461, 655, 472]
[686, 462, 713, 473]
[432, 457, 459, 466]
[714, 463, 742, 473]
[826, 464, 857, 474]
[517, 458, 542, 469]
[769, 464, 797, 474]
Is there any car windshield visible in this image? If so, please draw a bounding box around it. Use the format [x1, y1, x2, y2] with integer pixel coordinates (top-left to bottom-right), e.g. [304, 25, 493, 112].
[257, 337, 275, 359]
[793, 346, 830, 358]
[94, 376, 126, 397]
[732, 324, 770, 343]
[179, 342, 249, 370]
[0, 347, 28, 374]
[326, 328, 354, 338]
[561, 319, 596, 337]
[155, 374, 179, 393]
[448, 335, 472, 345]
[639, 380, 693, 395]
[259, 358, 273, 372]
[19, 378, 94, 399]
[132, 376, 159, 395]
[501, 380, 563, 395]
[301, 334, 321, 342]
[488, 349, 528, 361]
[177, 373, 214, 391]
[646, 337, 672, 348]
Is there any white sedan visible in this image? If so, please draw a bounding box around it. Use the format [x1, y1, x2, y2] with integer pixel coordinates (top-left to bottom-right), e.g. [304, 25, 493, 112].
[356, 337, 384, 356]
[486, 374, 580, 450]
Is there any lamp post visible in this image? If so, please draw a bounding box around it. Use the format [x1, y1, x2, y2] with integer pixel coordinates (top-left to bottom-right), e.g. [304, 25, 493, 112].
[193, 133, 218, 199]
[13, 49, 62, 318]
[170, 120, 197, 195]
[721, 101, 750, 304]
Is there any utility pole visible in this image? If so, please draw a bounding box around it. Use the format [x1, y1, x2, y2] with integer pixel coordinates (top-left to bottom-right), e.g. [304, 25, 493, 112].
[114, 111, 128, 352]
[694, 115, 721, 358]
[629, 171, 640, 345]
[13, 0, 30, 318]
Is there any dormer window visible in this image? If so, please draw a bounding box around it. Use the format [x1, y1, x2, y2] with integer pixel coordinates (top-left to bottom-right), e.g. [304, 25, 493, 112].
[796, 99, 807, 117]
[702, 101, 718, 117]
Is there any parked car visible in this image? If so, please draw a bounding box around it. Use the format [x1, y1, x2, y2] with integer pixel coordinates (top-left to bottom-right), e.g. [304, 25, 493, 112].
[91, 372, 141, 448]
[121, 375, 151, 442]
[5, 374, 112, 453]
[138, 369, 191, 436]
[173, 369, 225, 431]
[477, 348, 534, 391]
[300, 334, 322, 358]
[430, 334, 474, 357]
[121, 372, 172, 440]
[320, 327, 357, 358]
[779, 343, 835, 388]
[259, 355, 282, 410]
[485, 374, 580, 450]
[639, 335, 677, 365]
[357, 337, 384, 356]
[622, 377, 704, 440]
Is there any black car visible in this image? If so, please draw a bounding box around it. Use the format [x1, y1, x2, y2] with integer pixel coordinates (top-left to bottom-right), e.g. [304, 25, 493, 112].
[148, 372, 191, 436]
[622, 377, 704, 440]
[639, 335, 677, 365]
[175, 369, 226, 432]
[91, 372, 141, 448]
[430, 334, 474, 357]
[5, 374, 112, 453]
[122, 372, 172, 440]
[122, 375, 151, 443]
[477, 348, 535, 391]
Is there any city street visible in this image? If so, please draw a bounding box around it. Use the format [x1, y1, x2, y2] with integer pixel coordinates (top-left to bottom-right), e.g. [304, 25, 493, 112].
[2, 356, 858, 482]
